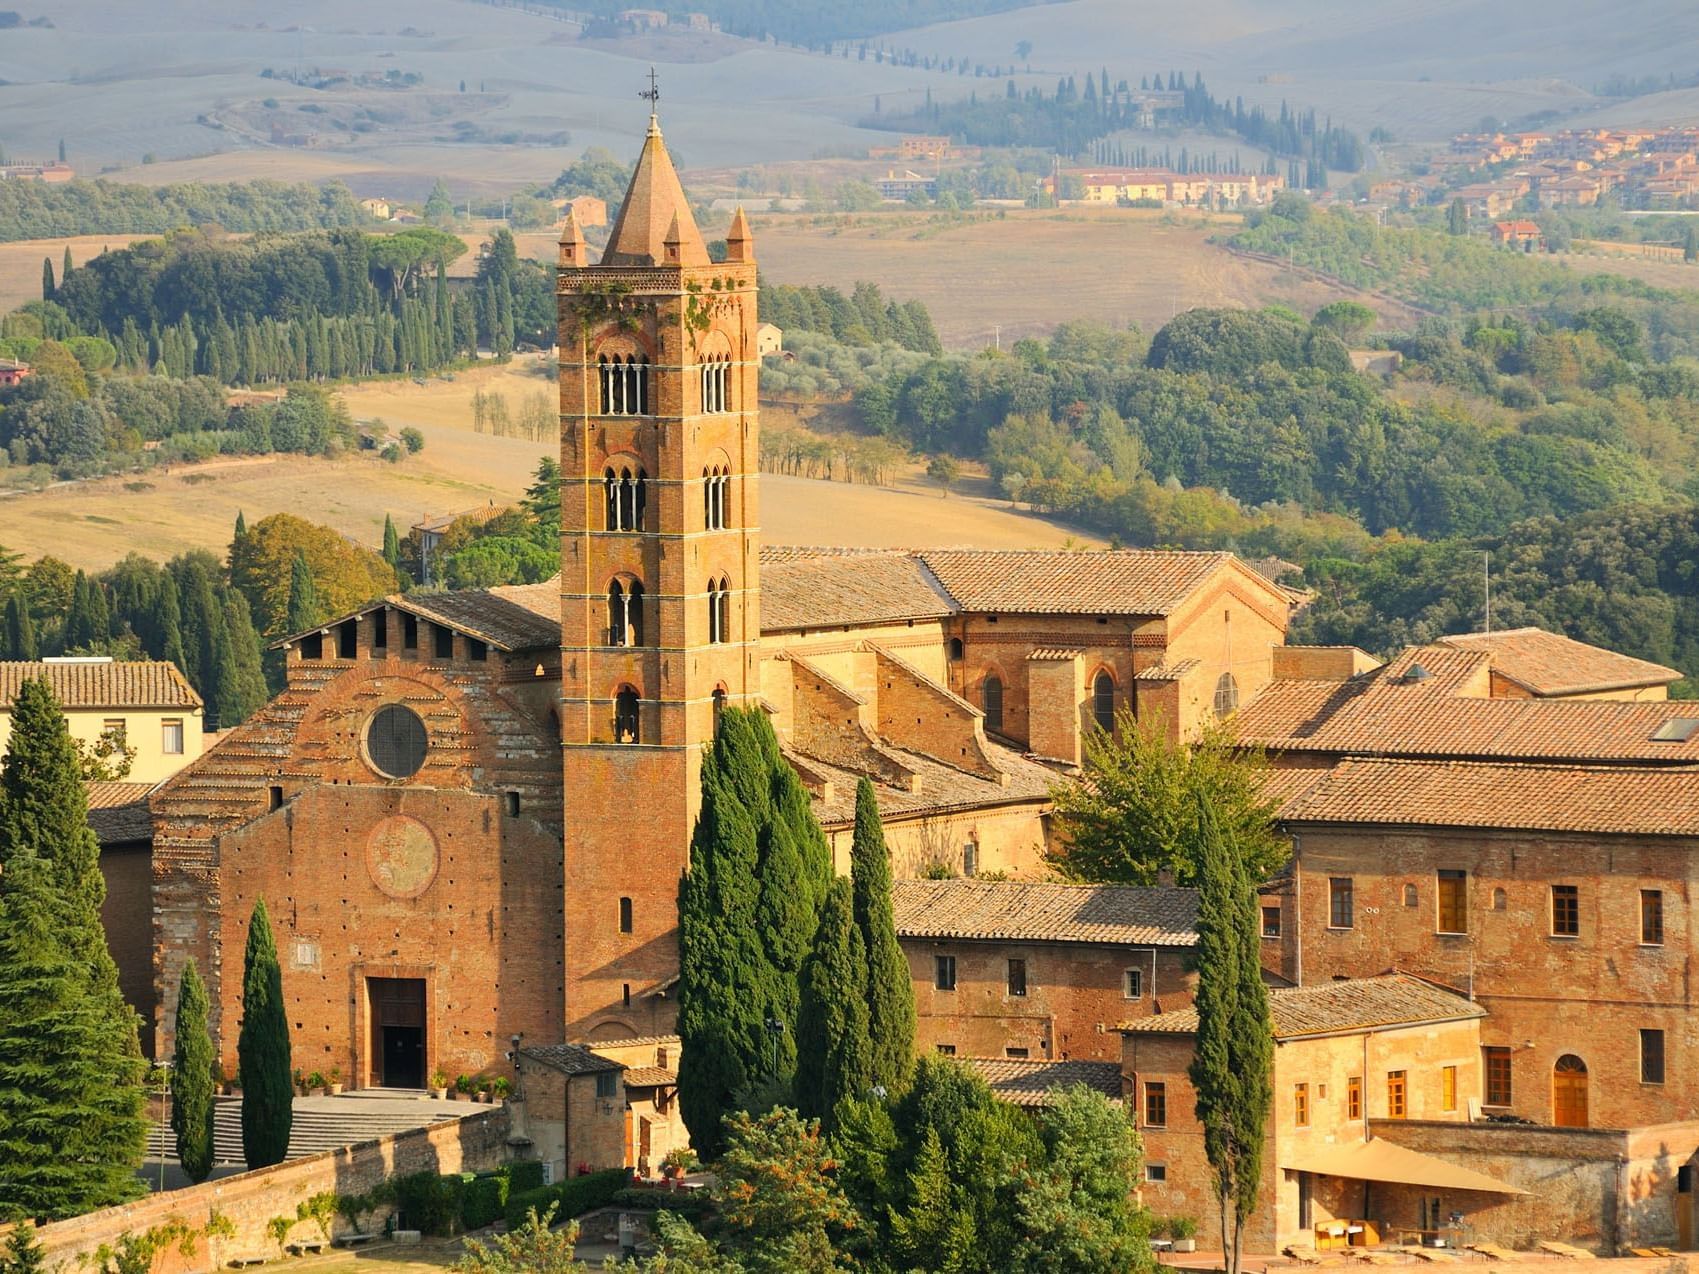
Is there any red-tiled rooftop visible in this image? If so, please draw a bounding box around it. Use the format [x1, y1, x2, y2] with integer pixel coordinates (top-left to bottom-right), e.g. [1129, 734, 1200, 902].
[1125, 974, 1483, 1038]
[0, 660, 201, 709]
[892, 878, 1198, 946]
[1436, 627, 1681, 696]
[964, 1056, 1124, 1107]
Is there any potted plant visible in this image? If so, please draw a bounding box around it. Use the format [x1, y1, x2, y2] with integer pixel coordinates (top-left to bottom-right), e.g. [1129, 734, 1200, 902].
[1171, 1217, 1198, 1253]
[305, 1070, 328, 1097]
[455, 1074, 476, 1101]
[490, 1076, 512, 1102]
[430, 1069, 450, 1100]
[327, 1066, 343, 1096]
[474, 1075, 492, 1103]
[661, 1147, 696, 1181]
[293, 1067, 308, 1097]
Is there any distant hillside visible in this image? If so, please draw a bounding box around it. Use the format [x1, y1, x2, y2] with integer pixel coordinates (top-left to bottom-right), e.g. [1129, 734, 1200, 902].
[558, 0, 1062, 45]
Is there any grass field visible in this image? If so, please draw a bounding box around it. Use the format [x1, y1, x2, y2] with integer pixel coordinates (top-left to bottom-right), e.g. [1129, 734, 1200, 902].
[751, 208, 1422, 346]
[0, 234, 155, 316]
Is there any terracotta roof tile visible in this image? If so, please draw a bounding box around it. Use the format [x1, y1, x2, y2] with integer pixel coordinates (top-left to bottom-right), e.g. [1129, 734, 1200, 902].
[1133, 658, 1202, 682]
[519, 1043, 623, 1076]
[915, 548, 1235, 616]
[1125, 974, 1483, 1038]
[600, 116, 709, 268]
[893, 879, 1198, 946]
[760, 551, 954, 631]
[0, 660, 202, 709]
[619, 1066, 677, 1088]
[85, 780, 157, 846]
[1437, 627, 1682, 695]
[1280, 757, 1699, 835]
[586, 1034, 681, 1050]
[965, 1057, 1124, 1107]
[393, 580, 559, 651]
[1233, 669, 1699, 764]
[798, 740, 1056, 828]
[86, 780, 156, 809]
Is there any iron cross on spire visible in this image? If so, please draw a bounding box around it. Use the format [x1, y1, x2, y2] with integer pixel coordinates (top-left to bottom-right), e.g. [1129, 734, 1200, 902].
[639, 66, 660, 106]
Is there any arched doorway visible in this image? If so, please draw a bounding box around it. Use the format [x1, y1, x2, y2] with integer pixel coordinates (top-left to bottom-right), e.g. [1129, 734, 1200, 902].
[1553, 1054, 1589, 1127]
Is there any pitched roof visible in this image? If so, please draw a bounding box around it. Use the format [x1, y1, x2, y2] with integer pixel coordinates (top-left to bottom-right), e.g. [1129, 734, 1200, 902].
[965, 1057, 1124, 1107]
[1125, 974, 1484, 1038]
[915, 548, 1236, 616]
[394, 580, 559, 652]
[759, 550, 955, 631]
[892, 879, 1198, 947]
[1279, 757, 1699, 836]
[619, 1066, 677, 1088]
[1232, 669, 1699, 765]
[518, 1043, 623, 1076]
[0, 660, 202, 709]
[1436, 627, 1681, 695]
[85, 780, 156, 846]
[600, 115, 710, 268]
[796, 738, 1057, 828]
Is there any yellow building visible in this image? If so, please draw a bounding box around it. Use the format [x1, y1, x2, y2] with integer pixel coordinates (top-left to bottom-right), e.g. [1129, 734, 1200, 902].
[0, 659, 204, 784]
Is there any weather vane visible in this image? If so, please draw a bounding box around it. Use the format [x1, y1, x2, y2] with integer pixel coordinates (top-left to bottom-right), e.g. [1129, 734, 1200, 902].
[640, 66, 660, 107]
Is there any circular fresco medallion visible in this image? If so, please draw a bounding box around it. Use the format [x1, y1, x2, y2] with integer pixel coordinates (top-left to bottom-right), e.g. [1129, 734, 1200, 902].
[365, 815, 439, 900]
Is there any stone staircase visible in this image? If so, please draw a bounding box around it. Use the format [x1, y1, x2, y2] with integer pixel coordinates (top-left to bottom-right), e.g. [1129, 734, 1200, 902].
[146, 1092, 465, 1166]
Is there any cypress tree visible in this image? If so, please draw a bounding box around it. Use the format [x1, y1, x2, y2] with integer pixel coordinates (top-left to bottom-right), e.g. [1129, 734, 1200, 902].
[222, 592, 268, 726]
[62, 245, 72, 284]
[793, 877, 872, 1126]
[238, 898, 293, 1169]
[4, 594, 35, 660]
[1188, 805, 1273, 1274]
[41, 257, 53, 301]
[153, 570, 187, 672]
[171, 959, 216, 1184]
[286, 548, 320, 633]
[0, 679, 147, 1218]
[382, 513, 401, 567]
[231, 510, 248, 563]
[850, 778, 915, 1091]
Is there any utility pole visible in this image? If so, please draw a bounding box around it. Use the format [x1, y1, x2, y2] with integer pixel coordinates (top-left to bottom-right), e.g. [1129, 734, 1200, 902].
[1483, 551, 1492, 633]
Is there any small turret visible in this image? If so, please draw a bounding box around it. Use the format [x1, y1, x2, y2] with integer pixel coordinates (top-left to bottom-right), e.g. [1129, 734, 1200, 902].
[663, 212, 684, 266]
[557, 210, 588, 268]
[724, 205, 755, 263]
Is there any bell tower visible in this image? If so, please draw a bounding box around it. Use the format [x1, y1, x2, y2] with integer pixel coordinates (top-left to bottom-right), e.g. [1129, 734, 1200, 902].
[557, 109, 761, 1040]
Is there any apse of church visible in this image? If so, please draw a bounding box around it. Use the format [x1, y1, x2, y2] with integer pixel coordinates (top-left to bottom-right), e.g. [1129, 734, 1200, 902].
[556, 112, 762, 1042]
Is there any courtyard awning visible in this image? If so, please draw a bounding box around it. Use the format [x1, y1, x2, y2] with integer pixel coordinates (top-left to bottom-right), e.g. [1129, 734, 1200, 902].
[1282, 1138, 1527, 1195]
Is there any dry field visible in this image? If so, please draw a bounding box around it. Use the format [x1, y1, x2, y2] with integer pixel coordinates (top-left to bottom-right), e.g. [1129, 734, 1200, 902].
[752, 209, 1419, 347]
[0, 234, 155, 315]
[1558, 246, 1699, 294]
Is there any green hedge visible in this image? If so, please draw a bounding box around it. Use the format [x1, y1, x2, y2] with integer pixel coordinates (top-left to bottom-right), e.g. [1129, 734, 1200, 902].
[610, 1187, 711, 1216]
[461, 1172, 510, 1231]
[392, 1170, 464, 1236]
[508, 1160, 546, 1194]
[503, 1169, 628, 1232]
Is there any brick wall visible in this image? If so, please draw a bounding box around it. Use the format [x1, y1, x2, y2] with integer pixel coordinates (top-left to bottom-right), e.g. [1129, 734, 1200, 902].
[512, 1061, 629, 1181]
[907, 939, 1193, 1063]
[1293, 825, 1698, 1127]
[102, 841, 156, 1057]
[23, 1109, 510, 1274]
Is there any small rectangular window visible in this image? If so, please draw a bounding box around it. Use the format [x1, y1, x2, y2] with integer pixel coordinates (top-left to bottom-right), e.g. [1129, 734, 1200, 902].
[622, 983, 631, 1008]
[403, 613, 418, 650]
[505, 791, 520, 817]
[1144, 1081, 1167, 1128]
[1005, 1046, 1029, 1059]
[963, 842, 978, 877]
[1006, 958, 1027, 997]
[1642, 890, 1665, 946]
[1124, 968, 1143, 999]
[1484, 1047, 1513, 1106]
[434, 624, 455, 659]
[300, 632, 323, 660]
[1642, 1028, 1666, 1084]
[934, 955, 956, 991]
[268, 785, 284, 812]
[1294, 1082, 1310, 1127]
[1146, 1163, 1167, 1183]
[1261, 905, 1282, 938]
[1442, 1065, 1458, 1112]
[161, 719, 184, 755]
[1387, 1070, 1407, 1119]
[935, 1043, 956, 1056]
[337, 619, 357, 659]
[618, 896, 633, 934]
[467, 637, 488, 662]
[372, 610, 387, 650]
[1329, 877, 1354, 929]
[595, 1071, 617, 1099]
[1347, 1075, 1362, 1120]
[1437, 869, 1468, 934]
[1552, 884, 1580, 937]
[102, 718, 126, 743]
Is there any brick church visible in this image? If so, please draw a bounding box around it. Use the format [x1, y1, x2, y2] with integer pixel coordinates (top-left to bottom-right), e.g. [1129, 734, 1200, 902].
[149, 113, 1301, 1088]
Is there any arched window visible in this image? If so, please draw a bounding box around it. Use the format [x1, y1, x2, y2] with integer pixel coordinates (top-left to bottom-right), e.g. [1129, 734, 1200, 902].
[1092, 671, 1116, 732]
[604, 466, 647, 531]
[707, 577, 731, 644]
[1492, 887, 1508, 911]
[1403, 883, 1419, 907]
[608, 580, 644, 647]
[1553, 1055, 1588, 1128]
[948, 637, 965, 661]
[700, 354, 731, 414]
[718, 575, 731, 644]
[1214, 671, 1240, 716]
[982, 674, 1004, 733]
[598, 354, 650, 415]
[712, 685, 728, 718]
[703, 466, 729, 530]
[614, 686, 641, 744]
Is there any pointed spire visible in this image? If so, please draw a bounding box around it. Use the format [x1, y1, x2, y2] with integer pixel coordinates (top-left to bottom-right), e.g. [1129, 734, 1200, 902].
[724, 205, 755, 263]
[557, 210, 588, 267]
[600, 113, 710, 268]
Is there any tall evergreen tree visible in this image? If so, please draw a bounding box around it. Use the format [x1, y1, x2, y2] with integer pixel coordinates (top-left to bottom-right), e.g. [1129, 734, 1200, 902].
[170, 959, 216, 1184]
[3, 594, 35, 661]
[850, 778, 914, 1091]
[1188, 805, 1273, 1274]
[40, 257, 53, 301]
[382, 513, 401, 567]
[285, 548, 320, 634]
[231, 510, 248, 562]
[153, 570, 187, 672]
[0, 679, 147, 1218]
[238, 899, 292, 1169]
[221, 592, 268, 725]
[794, 877, 872, 1127]
[62, 245, 72, 285]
